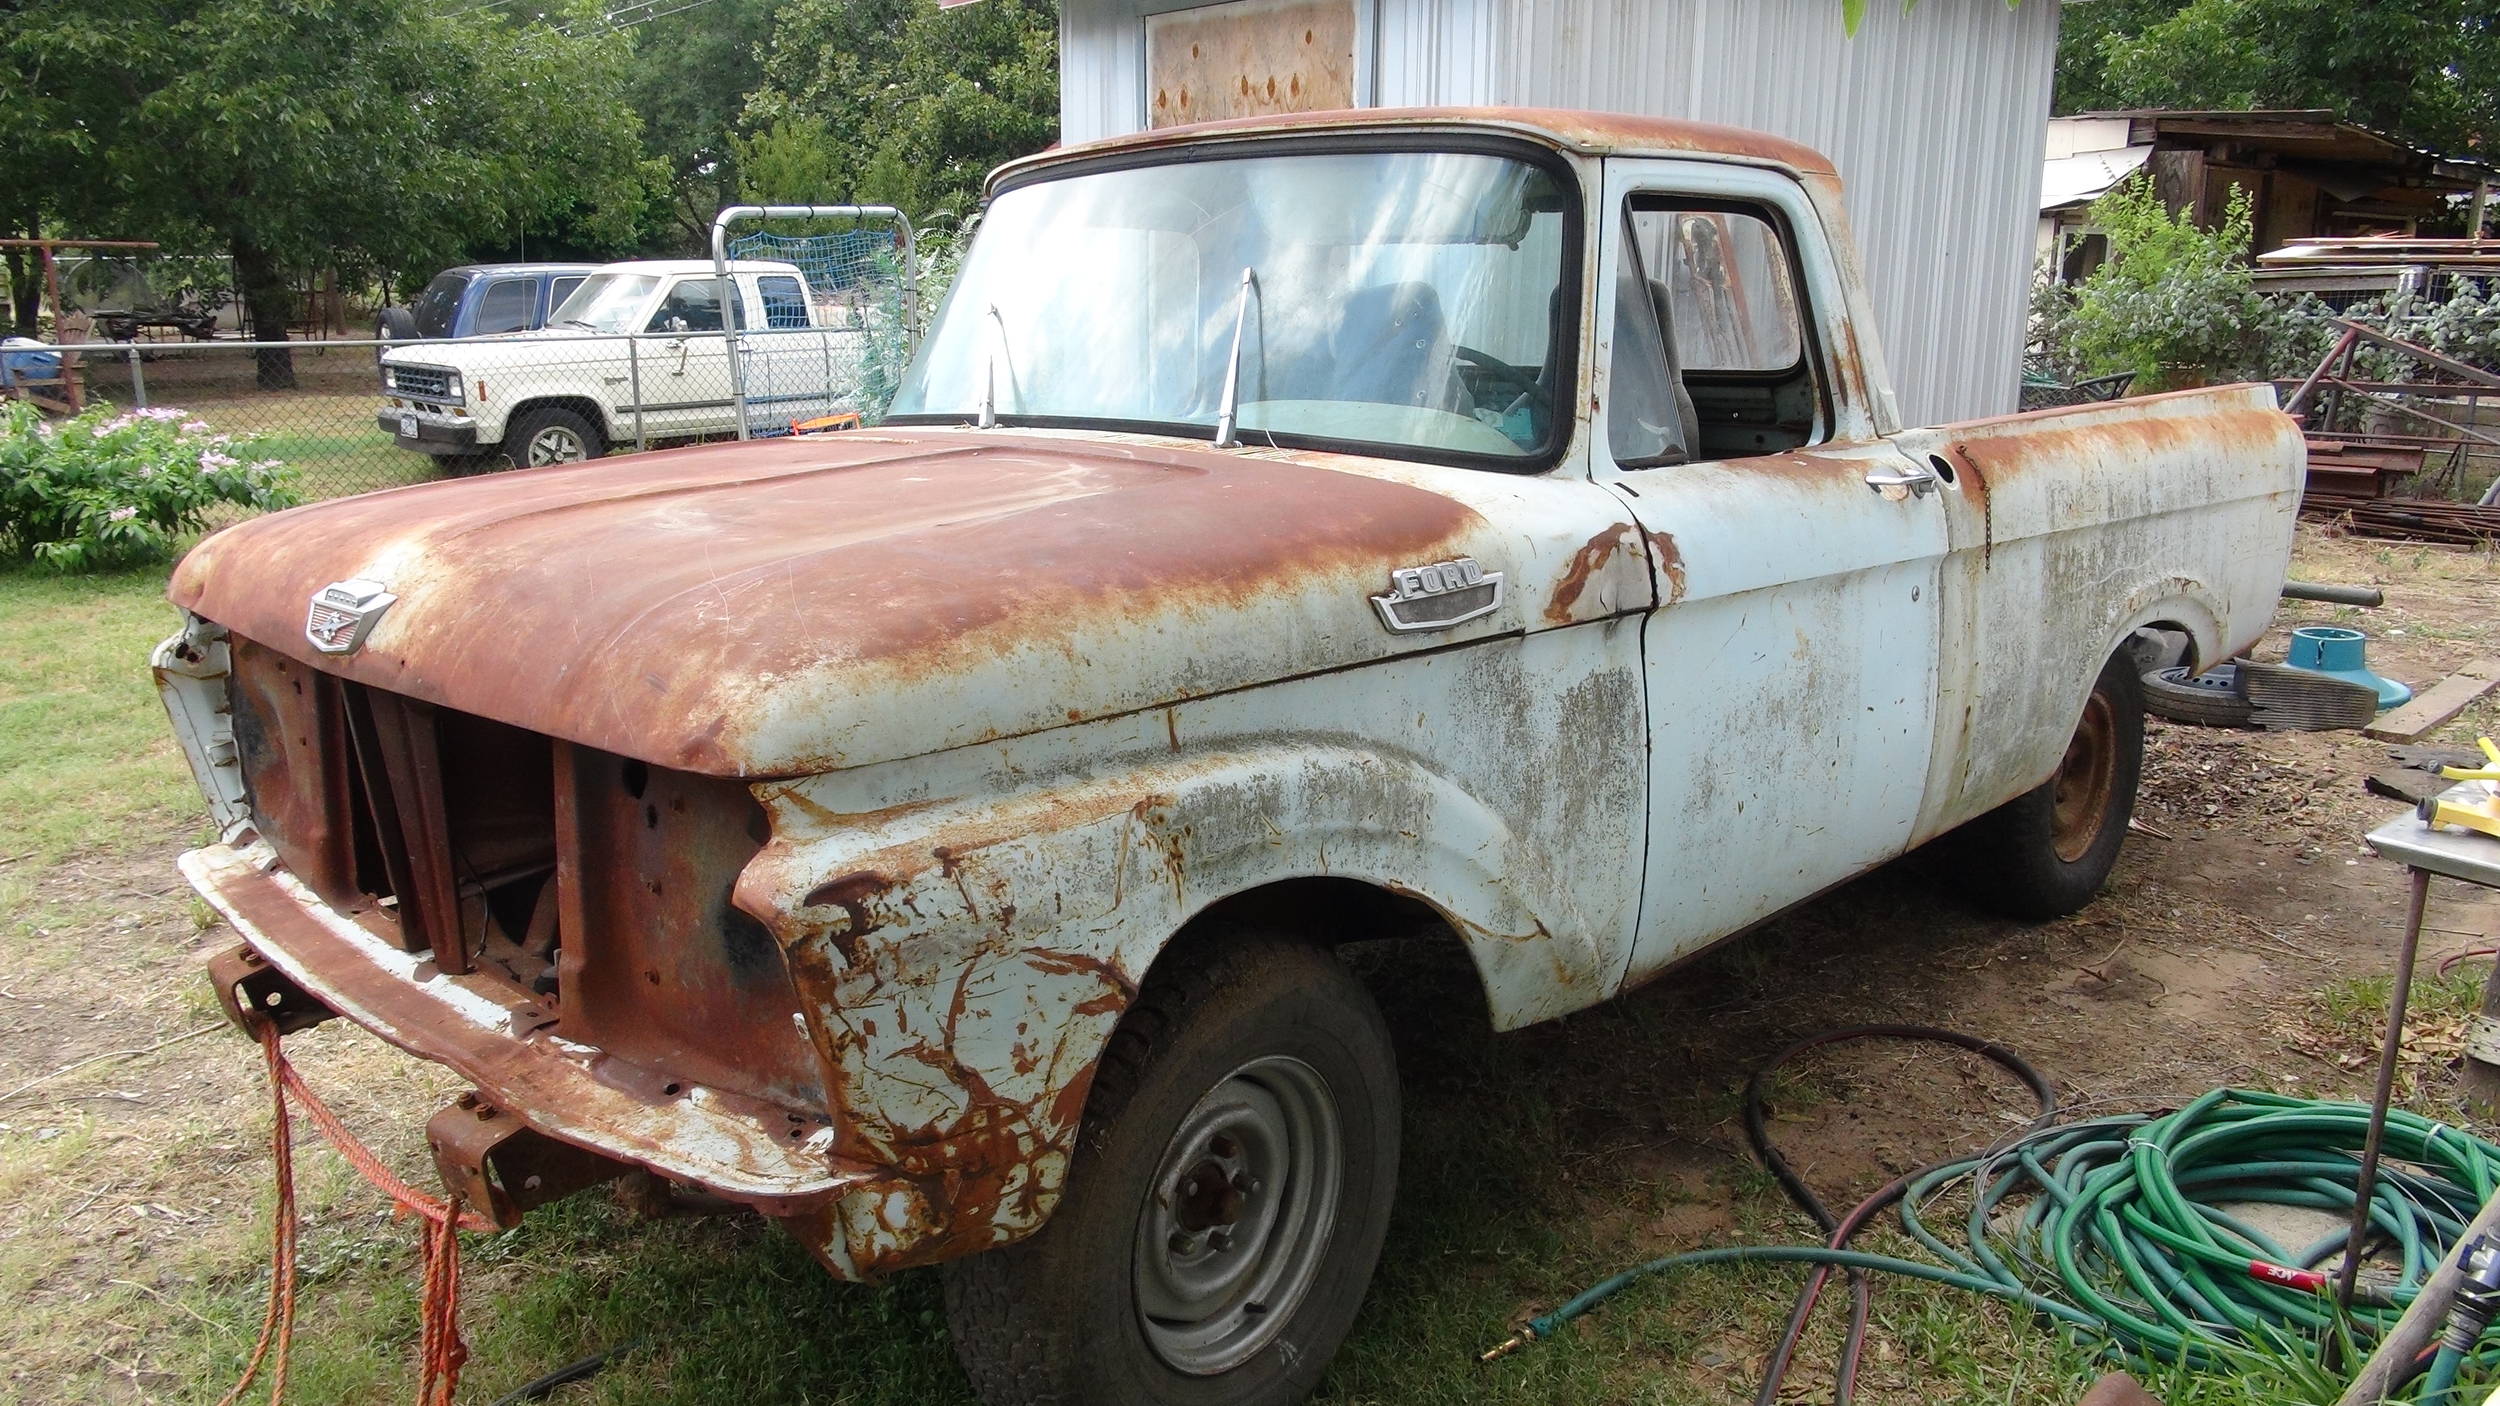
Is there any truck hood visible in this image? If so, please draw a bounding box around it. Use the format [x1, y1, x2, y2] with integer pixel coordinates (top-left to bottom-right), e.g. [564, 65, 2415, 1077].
[170, 430, 1491, 776]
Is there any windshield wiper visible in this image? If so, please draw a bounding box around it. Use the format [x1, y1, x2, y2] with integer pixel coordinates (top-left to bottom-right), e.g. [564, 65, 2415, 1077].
[976, 303, 1009, 429]
[1212, 267, 1259, 449]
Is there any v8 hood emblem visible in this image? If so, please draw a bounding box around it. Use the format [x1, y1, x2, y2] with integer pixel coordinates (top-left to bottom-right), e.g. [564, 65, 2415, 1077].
[305, 578, 397, 655]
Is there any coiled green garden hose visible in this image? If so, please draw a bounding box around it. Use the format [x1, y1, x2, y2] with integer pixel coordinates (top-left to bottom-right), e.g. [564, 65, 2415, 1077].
[1483, 1041, 2500, 1404]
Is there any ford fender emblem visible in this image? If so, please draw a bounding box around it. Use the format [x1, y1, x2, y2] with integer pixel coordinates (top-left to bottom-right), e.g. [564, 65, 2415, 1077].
[1371, 556, 1502, 633]
[305, 578, 397, 655]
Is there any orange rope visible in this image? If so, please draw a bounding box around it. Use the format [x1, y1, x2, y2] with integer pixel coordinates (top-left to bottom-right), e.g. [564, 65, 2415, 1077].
[223, 1021, 493, 1405]
[216, 1024, 299, 1406]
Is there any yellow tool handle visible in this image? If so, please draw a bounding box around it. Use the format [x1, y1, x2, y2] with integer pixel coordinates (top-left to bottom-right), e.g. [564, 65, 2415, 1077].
[2437, 736, 2500, 783]
[2421, 796, 2500, 839]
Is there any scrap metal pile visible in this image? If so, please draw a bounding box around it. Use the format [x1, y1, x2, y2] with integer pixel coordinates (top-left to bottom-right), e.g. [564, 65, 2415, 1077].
[2288, 317, 2500, 545]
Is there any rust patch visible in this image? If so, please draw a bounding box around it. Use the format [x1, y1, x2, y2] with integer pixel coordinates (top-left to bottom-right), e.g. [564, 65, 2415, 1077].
[996, 105, 1837, 188]
[168, 429, 1483, 778]
[191, 849, 849, 1215]
[1546, 523, 1637, 625]
[226, 639, 360, 911]
[1950, 441, 1994, 564]
[1644, 527, 1689, 604]
[1945, 401, 2297, 496]
[803, 871, 895, 960]
[556, 748, 825, 1108]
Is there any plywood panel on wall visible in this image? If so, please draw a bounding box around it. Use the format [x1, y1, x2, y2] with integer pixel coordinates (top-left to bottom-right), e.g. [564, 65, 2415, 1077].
[1145, 0, 1356, 129]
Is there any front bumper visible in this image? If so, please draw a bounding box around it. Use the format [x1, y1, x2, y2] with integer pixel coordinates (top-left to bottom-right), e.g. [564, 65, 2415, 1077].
[376, 407, 481, 456]
[184, 840, 872, 1216]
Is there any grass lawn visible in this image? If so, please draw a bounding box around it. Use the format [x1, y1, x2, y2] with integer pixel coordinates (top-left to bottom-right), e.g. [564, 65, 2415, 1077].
[0, 567, 194, 861]
[0, 530, 2493, 1404]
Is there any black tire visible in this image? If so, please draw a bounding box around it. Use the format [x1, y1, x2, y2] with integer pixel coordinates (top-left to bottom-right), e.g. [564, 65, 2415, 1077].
[2140, 662, 2256, 728]
[1961, 651, 2145, 920]
[503, 407, 604, 468]
[374, 306, 419, 366]
[943, 935, 1399, 1406]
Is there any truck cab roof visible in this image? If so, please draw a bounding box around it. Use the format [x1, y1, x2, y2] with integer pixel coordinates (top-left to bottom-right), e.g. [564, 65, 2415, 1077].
[995, 105, 1839, 192]
[434, 261, 601, 278]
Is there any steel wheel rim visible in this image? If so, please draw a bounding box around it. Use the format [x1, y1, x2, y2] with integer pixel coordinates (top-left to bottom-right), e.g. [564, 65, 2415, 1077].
[2050, 691, 2117, 863]
[1133, 1054, 1341, 1375]
[526, 425, 587, 465]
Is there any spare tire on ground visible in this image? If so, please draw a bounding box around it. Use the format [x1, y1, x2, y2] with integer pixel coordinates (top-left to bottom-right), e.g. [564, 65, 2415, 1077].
[2141, 663, 2255, 728]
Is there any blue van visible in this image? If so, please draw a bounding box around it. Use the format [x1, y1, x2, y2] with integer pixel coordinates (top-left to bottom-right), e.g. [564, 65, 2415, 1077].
[374, 263, 599, 347]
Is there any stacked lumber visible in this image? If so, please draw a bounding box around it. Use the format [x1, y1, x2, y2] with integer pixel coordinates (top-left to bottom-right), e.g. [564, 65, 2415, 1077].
[2304, 438, 2424, 505]
[2307, 497, 2500, 546]
[2298, 434, 2500, 543]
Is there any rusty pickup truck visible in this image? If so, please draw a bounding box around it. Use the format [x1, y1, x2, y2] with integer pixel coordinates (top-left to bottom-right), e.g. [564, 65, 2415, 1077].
[155, 108, 2301, 1406]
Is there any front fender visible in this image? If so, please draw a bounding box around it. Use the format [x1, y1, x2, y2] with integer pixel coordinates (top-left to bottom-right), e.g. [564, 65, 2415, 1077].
[732, 743, 1610, 1271]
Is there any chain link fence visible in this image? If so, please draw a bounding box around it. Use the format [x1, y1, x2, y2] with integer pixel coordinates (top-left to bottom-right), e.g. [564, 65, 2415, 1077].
[9, 239, 918, 505]
[22, 317, 909, 504]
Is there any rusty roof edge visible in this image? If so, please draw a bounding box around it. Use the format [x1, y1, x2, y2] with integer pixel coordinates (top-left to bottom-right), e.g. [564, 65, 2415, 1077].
[987, 107, 1832, 196]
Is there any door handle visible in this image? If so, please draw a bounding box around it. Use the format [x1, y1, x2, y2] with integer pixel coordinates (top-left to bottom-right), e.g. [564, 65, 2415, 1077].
[1863, 462, 1939, 498]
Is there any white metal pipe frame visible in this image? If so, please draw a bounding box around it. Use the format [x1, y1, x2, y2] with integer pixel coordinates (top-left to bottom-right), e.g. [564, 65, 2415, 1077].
[709, 204, 920, 441]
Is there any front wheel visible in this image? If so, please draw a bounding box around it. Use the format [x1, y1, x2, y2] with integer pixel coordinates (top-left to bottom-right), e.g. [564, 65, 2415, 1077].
[505, 407, 605, 468]
[943, 935, 1399, 1406]
[1958, 650, 2145, 919]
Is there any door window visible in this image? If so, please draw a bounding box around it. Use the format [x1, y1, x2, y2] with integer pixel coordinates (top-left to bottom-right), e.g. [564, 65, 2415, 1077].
[474, 277, 536, 334]
[646, 278, 733, 333]
[549, 276, 586, 310]
[1612, 196, 1827, 462]
[756, 275, 810, 330]
[1606, 212, 1691, 469]
[1632, 209, 1804, 372]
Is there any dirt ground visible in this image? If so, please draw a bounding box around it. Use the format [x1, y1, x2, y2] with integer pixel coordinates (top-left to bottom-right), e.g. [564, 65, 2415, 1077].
[7, 522, 2500, 1403]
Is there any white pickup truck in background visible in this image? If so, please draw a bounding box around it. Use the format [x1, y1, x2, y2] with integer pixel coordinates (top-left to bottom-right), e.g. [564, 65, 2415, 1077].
[377, 258, 867, 469]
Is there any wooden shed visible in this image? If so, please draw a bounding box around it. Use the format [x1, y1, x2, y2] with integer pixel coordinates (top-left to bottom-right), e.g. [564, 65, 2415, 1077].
[1053, 0, 2066, 427]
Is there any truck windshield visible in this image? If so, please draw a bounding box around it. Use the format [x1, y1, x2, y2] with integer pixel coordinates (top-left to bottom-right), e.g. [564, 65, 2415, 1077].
[886, 148, 1575, 467]
[551, 273, 663, 334]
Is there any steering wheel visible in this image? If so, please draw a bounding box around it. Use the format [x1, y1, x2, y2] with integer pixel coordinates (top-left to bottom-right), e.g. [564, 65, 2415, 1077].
[1453, 344, 1557, 423]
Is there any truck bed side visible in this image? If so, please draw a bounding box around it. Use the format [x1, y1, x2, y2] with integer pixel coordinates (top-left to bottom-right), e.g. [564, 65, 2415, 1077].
[1897, 384, 2304, 841]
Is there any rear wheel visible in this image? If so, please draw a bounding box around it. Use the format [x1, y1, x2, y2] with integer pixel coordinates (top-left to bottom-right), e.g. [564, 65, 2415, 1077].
[1960, 651, 2144, 919]
[505, 407, 604, 468]
[943, 935, 1398, 1406]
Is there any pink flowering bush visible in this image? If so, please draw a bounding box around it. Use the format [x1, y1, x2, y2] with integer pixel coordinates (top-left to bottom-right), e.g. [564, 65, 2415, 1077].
[0, 400, 297, 571]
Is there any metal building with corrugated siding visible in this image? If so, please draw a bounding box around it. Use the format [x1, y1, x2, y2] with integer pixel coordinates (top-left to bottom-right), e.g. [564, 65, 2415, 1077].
[1057, 0, 2062, 428]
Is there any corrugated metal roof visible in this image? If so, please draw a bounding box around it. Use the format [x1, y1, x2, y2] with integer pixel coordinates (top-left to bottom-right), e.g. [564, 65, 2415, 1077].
[2040, 145, 2153, 213]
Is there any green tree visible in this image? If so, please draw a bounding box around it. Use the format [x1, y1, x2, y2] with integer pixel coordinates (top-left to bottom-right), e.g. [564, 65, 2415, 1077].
[2056, 0, 2500, 156]
[746, 0, 1059, 224]
[2053, 0, 2190, 114]
[3, 0, 650, 384]
[623, 0, 780, 250]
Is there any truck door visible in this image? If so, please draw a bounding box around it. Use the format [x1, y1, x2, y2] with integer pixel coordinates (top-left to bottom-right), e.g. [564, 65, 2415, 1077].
[639, 276, 737, 436]
[737, 272, 836, 434]
[1593, 159, 1950, 984]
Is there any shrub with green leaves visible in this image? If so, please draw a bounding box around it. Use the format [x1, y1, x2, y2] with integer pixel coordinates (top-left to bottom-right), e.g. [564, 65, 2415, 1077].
[0, 400, 298, 571]
[2052, 175, 2277, 390]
